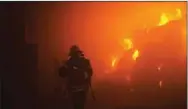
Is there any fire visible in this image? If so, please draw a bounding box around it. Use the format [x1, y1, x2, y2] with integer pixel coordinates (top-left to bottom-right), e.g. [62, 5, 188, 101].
[111, 57, 117, 68]
[176, 8, 182, 19]
[123, 38, 133, 50]
[158, 8, 182, 26]
[158, 13, 169, 26]
[132, 49, 139, 61]
[109, 8, 183, 71]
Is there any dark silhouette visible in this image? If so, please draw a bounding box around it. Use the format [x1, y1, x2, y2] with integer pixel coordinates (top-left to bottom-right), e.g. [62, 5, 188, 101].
[59, 45, 93, 109]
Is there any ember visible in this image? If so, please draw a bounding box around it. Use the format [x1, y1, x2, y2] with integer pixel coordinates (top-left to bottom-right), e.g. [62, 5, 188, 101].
[123, 38, 133, 50]
[111, 57, 117, 68]
[132, 49, 139, 61]
[159, 80, 163, 88]
[157, 66, 161, 71]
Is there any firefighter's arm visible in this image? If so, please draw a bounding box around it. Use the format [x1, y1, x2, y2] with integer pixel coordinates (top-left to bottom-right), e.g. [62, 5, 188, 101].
[86, 59, 93, 77]
[59, 61, 69, 78]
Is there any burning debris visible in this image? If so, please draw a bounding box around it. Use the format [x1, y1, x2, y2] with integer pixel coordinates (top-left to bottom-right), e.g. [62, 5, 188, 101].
[123, 38, 133, 50]
[132, 49, 139, 61]
[158, 13, 169, 26]
[106, 7, 186, 91]
[158, 8, 182, 26]
[109, 8, 184, 70]
[110, 38, 139, 69]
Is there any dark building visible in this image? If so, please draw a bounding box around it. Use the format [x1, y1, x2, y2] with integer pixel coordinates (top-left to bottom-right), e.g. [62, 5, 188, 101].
[1, 3, 38, 109]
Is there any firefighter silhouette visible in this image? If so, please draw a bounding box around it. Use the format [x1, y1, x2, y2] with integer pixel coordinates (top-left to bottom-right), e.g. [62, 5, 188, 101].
[59, 45, 93, 109]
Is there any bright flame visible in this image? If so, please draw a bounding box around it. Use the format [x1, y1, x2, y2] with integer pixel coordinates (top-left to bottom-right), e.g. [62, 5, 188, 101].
[123, 38, 133, 50]
[158, 9, 182, 26]
[159, 80, 163, 88]
[158, 13, 169, 26]
[111, 57, 117, 68]
[132, 49, 139, 61]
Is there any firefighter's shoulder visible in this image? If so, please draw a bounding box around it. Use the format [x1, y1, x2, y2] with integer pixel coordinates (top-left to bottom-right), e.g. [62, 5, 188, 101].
[83, 57, 90, 63]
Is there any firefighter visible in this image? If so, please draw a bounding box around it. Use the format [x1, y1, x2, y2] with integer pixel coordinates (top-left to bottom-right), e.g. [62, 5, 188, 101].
[59, 45, 93, 109]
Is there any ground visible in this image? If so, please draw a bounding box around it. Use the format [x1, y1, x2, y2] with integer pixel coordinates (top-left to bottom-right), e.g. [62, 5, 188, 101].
[36, 79, 186, 109]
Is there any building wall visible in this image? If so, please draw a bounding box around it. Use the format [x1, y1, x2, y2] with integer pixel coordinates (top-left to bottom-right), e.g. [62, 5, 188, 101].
[1, 3, 38, 109]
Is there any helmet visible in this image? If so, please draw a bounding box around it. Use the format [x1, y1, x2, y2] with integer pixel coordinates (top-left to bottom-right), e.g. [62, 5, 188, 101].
[70, 45, 80, 52]
[69, 45, 82, 56]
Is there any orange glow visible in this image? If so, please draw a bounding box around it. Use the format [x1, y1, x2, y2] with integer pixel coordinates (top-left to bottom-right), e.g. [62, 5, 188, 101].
[111, 57, 118, 68]
[159, 80, 163, 88]
[123, 38, 133, 50]
[158, 13, 169, 26]
[126, 75, 131, 82]
[157, 64, 164, 71]
[31, 2, 186, 106]
[157, 66, 161, 71]
[130, 88, 134, 92]
[132, 50, 139, 61]
[158, 8, 182, 26]
[176, 8, 182, 19]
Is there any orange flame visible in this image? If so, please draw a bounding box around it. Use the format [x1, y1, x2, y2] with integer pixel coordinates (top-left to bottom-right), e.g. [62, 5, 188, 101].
[158, 13, 169, 26]
[122, 38, 133, 50]
[158, 8, 182, 26]
[132, 49, 139, 61]
[111, 57, 118, 68]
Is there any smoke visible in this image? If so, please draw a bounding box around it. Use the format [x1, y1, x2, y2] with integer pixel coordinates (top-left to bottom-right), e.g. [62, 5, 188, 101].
[26, 2, 186, 106]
